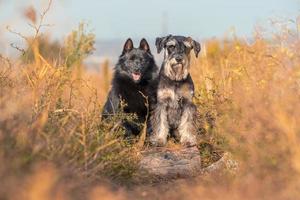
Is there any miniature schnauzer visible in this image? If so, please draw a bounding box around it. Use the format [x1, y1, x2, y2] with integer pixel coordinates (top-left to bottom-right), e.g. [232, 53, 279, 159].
[150, 35, 201, 146]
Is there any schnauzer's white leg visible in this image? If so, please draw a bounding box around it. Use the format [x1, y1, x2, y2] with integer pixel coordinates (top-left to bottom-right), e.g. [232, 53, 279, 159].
[150, 104, 169, 146]
[178, 105, 197, 146]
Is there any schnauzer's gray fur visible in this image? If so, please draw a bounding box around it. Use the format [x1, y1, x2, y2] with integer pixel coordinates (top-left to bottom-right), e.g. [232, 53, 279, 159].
[150, 35, 201, 146]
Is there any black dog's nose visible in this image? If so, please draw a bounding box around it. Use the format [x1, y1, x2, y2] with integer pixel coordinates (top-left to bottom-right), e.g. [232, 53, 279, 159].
[175, 56, 183, 63]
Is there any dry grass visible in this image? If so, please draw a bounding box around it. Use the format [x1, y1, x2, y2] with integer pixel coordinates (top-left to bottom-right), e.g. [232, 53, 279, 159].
[1, 2, 300, 199]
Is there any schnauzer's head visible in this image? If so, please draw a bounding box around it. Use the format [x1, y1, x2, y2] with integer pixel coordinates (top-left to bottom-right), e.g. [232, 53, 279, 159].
[156, 35, 201, 81]
[117, 38, 155, 83]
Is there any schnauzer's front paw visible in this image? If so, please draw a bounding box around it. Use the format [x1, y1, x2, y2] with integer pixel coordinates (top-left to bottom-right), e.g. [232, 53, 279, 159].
[150, 136, 167, 147]
[180, 134, 197, 147]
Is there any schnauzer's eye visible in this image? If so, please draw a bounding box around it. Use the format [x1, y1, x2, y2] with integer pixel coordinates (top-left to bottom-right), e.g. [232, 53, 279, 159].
[167, 45, 175, 51]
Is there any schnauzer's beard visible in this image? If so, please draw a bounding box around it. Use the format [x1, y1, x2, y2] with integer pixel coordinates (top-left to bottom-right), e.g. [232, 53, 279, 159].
[163, 58, 190, 81]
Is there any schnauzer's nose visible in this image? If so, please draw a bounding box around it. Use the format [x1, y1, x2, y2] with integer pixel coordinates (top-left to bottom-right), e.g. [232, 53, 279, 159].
[175, 56, 183, 63]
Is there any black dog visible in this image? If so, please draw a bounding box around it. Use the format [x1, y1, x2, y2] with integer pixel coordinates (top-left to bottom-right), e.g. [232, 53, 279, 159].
[102, 38, 158, 136]
[150, 35, 201, 146]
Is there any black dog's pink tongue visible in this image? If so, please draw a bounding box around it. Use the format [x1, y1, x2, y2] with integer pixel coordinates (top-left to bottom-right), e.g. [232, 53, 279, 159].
[132, 72, 141, 81]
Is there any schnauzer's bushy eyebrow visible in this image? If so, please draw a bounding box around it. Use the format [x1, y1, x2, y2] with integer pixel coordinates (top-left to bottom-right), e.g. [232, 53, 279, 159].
[166, 40, 176, 46]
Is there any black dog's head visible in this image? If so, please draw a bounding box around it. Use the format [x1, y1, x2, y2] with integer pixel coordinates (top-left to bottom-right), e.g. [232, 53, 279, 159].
[155, 35, 201, 81]
[116, 38, 156, 84]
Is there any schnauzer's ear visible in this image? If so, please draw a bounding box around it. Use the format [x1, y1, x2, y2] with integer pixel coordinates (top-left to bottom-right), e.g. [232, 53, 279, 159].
[155, 35, 171, 54]
[192, 40, 201, 58]
[123, 38, 134, 54]
[139, 38, 150, 53]
[187, 37, 201, 58]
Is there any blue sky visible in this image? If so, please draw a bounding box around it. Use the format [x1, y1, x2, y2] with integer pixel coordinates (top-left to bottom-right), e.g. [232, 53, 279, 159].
[0, 0, 299, 42]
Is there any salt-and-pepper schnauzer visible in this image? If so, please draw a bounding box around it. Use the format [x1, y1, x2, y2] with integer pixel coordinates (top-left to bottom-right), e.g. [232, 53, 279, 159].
[150, 35, 201, 147]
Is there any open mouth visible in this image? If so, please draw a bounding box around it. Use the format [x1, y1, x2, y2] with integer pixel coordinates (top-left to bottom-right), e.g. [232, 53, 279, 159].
[131, 72, 141, 81]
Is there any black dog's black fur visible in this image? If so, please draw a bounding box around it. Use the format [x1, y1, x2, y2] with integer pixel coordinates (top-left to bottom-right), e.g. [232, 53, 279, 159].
[102, 38, 158, 136]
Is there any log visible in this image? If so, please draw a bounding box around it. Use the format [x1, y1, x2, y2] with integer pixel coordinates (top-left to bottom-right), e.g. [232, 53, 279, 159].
[139, 147, 238, 179]
[139, 146, 202, 179]
[200, 152, 238, 175]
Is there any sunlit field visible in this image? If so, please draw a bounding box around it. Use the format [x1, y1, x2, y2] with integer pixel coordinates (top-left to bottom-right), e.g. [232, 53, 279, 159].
[1, 2, 300, 200]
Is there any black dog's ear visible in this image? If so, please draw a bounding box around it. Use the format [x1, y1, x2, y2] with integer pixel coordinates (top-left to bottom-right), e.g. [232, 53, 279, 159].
[192, 40, 201, 58]
[155, 37, 164, 54]
[122, 38, 134, 54]
[155, 35, 171, 54]
[139, 38, 150, 53]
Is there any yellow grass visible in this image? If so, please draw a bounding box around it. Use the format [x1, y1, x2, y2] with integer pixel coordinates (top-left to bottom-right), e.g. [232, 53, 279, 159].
[1, 3, 300, 199]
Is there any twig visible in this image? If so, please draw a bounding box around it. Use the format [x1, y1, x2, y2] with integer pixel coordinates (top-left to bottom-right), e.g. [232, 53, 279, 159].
[7, 0, 53, 53]
[6, 26, 29, 43]
[53, 108, 81, 115]
[10, 43, 26, 54]
[32, 0, 53, 39]
[136, 91, 149, 149]
[109, 120, 122, 136]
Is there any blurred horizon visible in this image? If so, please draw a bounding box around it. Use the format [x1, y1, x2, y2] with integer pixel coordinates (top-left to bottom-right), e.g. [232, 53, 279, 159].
[0, 0, 299, 63]
[1, 0, 299, 38]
